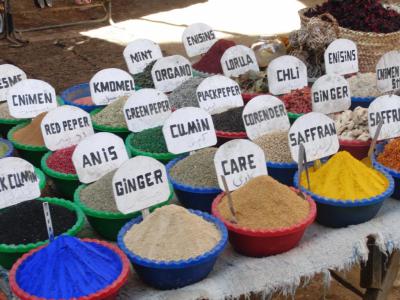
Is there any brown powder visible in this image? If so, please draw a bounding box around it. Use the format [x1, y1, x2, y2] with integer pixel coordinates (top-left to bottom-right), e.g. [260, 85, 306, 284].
[12, 112, 46, 146]
[218, 175, 310, 230]
[123, 205, 221, 261]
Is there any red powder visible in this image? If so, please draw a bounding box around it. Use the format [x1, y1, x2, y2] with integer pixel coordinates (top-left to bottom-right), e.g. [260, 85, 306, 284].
[193, 39, 236, 74]
[74, 96, 94, 105]
[47, 146, 77, 174]
[280, 87, 312, 114]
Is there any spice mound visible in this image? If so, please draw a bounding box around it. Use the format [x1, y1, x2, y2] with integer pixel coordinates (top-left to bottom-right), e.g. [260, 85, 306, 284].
[254, 131, 293, 163]
[232, 70, 268, 94]
[169, 148, 219, 188]
[347, 73, 381, 98]
[123, 204, 221, 261]
[212, 106, 245, 132]
[377, 138, 400, 172]
[92, 96, 128, 128]
[74, 96, 94, 105]
[0, 140, 10, 157]
[129, 126, 169, 154]
[133, 60, 156, 88]
[0, 200, 77, 245]
[332, 107, 370, 141]
[300, 151, 389, 201]
[280, 87, 311, 114]
[46, 145, 77, 174]
[218, 175, 310, 230]
[12, 112, 47, 146]
[0, 102, 19, 120]
[169, 77, 204, 110]
[15, 236, 122, 299]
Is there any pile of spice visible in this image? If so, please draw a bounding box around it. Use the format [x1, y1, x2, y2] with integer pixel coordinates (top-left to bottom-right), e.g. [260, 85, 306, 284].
[305, 0, 400, 33]
[192, 39, 236, 74]
[377, 138, 400, 171]
[15, 236, 123, 299]
[280, 87, 312, 114]
[169, 77, 204, 110]
[0, 140, 10, 157]
[129, 126, 169, 153]
[12, 112, 46, 146]
[73, 96, 94, 105]
[332, 107, 370, 141]
[232, 70, 268, 94]
[218, 175, 309, 229]
[212, 106, 245, 132]
[254, 131, 294, 163]
[0, 102, 18, 120]
[0, 200, 77, 245]
[347, 73, 381, 98]
[46, 146, 77, 174]
[92, 96, 128, 128]
[133, 60, 156, 88]
[300, 151, 389, 200]
[123, 204, 220, 261]
[169, 148, 218, 188]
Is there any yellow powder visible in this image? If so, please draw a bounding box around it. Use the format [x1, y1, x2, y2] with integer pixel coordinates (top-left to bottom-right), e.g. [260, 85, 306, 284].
[300, 151, 388, 201]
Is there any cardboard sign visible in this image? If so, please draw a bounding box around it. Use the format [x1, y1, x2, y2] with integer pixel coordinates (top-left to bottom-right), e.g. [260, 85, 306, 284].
[163, 107, 217, 154]
[289, 112, 339, 162]
[89, 68, 135, 105]
[151, 55, 193, 93]
[267, 55, 307, 95]
[0, 157, 40, 209]
[182, 23, 217, 57]
[41, 105, 94, 151]
[324, 39, 358, 75]
[221, 45, 259, 77]
[214, 139, 267, 191]
[123, 88, 171, 132]
[7, 79, 57, 118]
[376, 51, 400, 93]
[311, 74, 351, 114]
[0, 64, 27, 102]
[368, 95, 400, 141]
[242, 95, 290, 140]
[123, 39, 163, 75]
[196, 75, 243, 115]
[72, 132, 129, 183]
[113, 156, 170, 214]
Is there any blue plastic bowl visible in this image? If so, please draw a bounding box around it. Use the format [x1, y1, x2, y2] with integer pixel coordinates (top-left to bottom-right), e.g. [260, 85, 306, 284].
[61, 83, 102, 112]
[267, 161, 297, 186]
[0, 138, 14, 158]
[117, 209, 228, 290]
[350, 96, 375, 109]
[166, 157, 221, 213]
[294, 168, 394, 228]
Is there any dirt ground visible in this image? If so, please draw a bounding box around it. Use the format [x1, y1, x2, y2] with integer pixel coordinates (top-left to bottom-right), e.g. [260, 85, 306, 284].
[1, 0, 400, 299]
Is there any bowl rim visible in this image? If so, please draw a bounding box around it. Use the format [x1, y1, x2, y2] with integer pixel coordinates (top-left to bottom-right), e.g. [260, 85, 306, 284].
[266, 160, 297, 168]
[351, 96, 376, 103]
[339, 138, 371, 147]
[215, 130, 247, 138]
[34, 167, 46, 191]
[7, 123, 48, 151]
[41, 151, 79, 181]
[60, 82, 99, 109]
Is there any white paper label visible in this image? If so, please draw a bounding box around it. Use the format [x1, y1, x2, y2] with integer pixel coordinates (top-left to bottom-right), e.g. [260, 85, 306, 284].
[242, 95, 290, 140]
[267, 55, 307, 95]
[7, 79, 57, 118]
[113, 156, 170, 214]
[214, 139, 267, 191]
[311, 74, 351, 114]
[89, 68, 135, 105]
[151, 55, 193, 93]
[0, 64, 27, 102]
[196, 75, 243, 115]
[182, 23, 217, 57]
[41, 105, 94, 151]
[123, 88, 171, 132]
[0, 157, 40, 209]
[368, 95, 400, 141]
[123, 39, 163, 75]
[376, 51, 400, 93]
[324, 39, 358, 75]
[163, 107, 217, 154]
[72, 132, 129, 184]
[221, 45, 259, 77]
[289, 112, 339, 162]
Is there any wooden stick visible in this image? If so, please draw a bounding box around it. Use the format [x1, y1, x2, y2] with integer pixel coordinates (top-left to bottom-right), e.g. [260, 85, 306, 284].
[368, 119, 384, 163]
[221, 175, 237, 224]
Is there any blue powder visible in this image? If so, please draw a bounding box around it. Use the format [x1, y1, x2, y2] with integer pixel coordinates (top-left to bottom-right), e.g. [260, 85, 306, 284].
[16, 235, 122, 298]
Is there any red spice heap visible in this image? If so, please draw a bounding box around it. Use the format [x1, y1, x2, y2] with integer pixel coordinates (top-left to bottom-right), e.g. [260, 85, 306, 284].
[280, 87, 312, 114]
[377, 138, 400, 171]
[47, 145, 77, 174]
[305, 0, 400, 33]
[193, 39, 236, 74]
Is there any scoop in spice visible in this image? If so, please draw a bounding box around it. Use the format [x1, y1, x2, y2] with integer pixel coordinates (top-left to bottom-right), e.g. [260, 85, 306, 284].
[12, 112, 47, 146]
[92, 96, 128, 128]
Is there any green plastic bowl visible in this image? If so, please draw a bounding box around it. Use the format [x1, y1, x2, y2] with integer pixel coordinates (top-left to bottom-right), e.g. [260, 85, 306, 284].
[90, 108, 130, 139]
[0, 197, 84, 269]
[34, 167, 46, 192]
[288, 112, 303, 124]
[41, 151, 79, 200]
[125, 132, 181, 164]
[74, 184, 174, 241]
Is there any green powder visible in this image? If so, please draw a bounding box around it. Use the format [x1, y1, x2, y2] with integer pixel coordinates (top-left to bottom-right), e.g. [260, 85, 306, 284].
[0, 142, 9, 157]
[130, 126, 168, 153]
[92, 96, 128, 128]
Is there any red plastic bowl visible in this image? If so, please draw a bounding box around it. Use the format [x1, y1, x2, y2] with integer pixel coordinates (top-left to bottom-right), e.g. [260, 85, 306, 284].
[9, 238, 130, 300]
[215, 130, 247, 146]
[211, 188, 316, 257]
[339, 139, 371, 160]
[242, 93, 267, 103]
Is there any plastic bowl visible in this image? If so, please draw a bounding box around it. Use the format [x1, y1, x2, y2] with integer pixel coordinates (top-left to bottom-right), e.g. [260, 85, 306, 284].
[288, 112, 303, 124]
[125, 132, 180, 164]
[0, 137, 14, 158]
[215, 130, 247, 146]
[166, 156, 221, 213]
[350, 96, 375, 109]
[9, 238, 130, 300]
[339, 139, 371, 160]
[211, 188, 316, 257]
[0, 117, 27, 138]
[117, 209, 228, 290]
[74, 184, 173, 241]
[267, 161, 298, 186]
[34, 167, 46, 192]
[41, 151, 79, 200]
[0, 197, 85, 269]
[90, 108, 130, 139]
[61, 82, 102, 112]
[294, 168, 394, 228]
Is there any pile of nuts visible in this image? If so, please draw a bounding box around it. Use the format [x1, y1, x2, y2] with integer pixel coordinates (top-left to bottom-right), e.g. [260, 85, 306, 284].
[332, 106, 370, 141]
